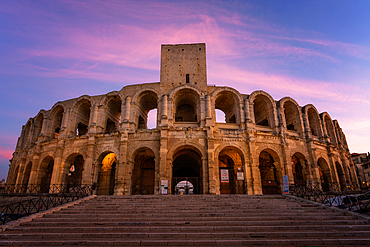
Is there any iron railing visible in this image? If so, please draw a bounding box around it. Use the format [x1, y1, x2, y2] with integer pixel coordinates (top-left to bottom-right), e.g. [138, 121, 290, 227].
[0, 184, 93, 225]
[290, 182, 369, 214]
[1, 183, 92, 194]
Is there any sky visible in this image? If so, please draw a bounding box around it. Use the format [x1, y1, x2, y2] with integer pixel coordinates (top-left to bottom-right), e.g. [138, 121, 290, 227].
[0, 0, 369, 181]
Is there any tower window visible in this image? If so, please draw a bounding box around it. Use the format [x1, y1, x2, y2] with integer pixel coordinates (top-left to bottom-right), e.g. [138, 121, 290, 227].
[199, 48, 201, 50]
[182, 49, 184, 51]
[186, 74, 189, 83]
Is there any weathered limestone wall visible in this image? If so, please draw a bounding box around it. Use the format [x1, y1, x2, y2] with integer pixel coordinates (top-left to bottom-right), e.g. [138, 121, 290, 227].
[6, 43, 357, 195]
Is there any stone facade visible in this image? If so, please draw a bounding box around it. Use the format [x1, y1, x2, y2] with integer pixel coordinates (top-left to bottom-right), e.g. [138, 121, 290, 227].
[6, 43, 358, 195]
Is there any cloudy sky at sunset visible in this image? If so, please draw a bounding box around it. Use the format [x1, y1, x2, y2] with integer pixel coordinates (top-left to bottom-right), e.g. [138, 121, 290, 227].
[0, 0, 369, 180]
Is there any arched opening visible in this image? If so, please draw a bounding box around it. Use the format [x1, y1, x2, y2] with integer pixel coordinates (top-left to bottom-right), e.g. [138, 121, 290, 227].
[318, 158, 331, 192]
[172, 147, 202, 194]
[215, 109, 226, 123]
[64, 154, 84, 188]
[22, 162, 32, 192]
[10, 166, 19, 185]
[136, 91, 158, 129]
[105, 96, 121, 134]
[174, 89, 199, 122]
[97, 152, 117, 195]
[335, 161, 346, 191]
[75, 99, 91, 136]
[259, 150, 280, 194]
[253, 95, 274, 127]
[218, 147, 244, 194]
[283, 101, 300, 131]
[38, 156, 54, 193]
[324, 115, 336, 144]
[131, 148, 155, 195]
[291, 153, 306, 186]
[147, 109, 157, 129]
[174, 180, 194, 195]
[32, 114, 43, 143]
[307, 108, 320, 137]
[215, 92, 238, 124]
[21, 121, 31, 149]
[51, 106, 64, 139]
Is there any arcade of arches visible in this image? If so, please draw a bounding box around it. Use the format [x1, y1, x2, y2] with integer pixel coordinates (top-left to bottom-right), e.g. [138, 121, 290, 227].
[7, 43, 358, 195]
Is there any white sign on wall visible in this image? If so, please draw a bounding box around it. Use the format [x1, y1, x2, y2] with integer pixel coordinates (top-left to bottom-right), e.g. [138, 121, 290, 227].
[237, 172, 244, 180]
[220, 169, 229, 182]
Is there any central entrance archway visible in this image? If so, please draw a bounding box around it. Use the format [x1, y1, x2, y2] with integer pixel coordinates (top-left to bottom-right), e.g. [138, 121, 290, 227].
[96, 152, 117, 195]
[172, 147, 202, 194]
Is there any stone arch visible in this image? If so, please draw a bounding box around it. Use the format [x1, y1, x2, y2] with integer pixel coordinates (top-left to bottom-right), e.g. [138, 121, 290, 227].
[215, 144, 245, 194]
[96, 151, 118, 195]
[279, 97, 304, 133]
[257, 148, 283, 194]
[212, 88, 242, 124]
[170, 86, 201, 123]
[20, 119, 32, 149]
[130, 147, 156, 195]
[335, 161, 346, 190]
[303, 104, 322, 138]
[49, 104, 64, 139]
[96, 146, 120, 162]
[133, 90, 158, 129]
[63, 153, 85, 187]
[128, 143, 159, 162]
[38, 155, 54, 193]
[9, 164, 20, 185]
[31, 112, 44, 143]
[167, 140, 207, 159]
[249, 90, 277, 128]
[21, 161, 33, 192]
[317, 157, 332, 191]
[103, 94, 122, 133]
[291, 152, 308, 186]
[171, 144, 203, 194]
[321, 112, 337, 145]
[71, 96, 92, 137]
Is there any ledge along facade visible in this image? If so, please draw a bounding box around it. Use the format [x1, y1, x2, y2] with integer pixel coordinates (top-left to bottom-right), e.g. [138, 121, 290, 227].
[6, 43, 358, 195]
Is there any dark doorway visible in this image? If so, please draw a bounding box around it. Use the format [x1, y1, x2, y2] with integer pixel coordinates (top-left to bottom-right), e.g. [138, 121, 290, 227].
[259, 151, 279, 194]
[172, 148, 202, 194]
[97, 153, 116, 195]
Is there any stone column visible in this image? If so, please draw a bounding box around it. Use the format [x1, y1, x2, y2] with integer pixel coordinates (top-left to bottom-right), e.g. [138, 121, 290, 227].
[159, 128, 168, 194]
[82, 136, 96, 184]
[116, 132, 128, 195]
[162, 95, 168, 118]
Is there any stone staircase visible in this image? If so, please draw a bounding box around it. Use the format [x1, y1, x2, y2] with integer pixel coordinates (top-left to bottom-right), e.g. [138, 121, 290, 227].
[1, 195, 370, 246]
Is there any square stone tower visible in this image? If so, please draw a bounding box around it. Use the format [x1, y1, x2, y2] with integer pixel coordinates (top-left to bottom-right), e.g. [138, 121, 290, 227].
[160, 43, 207, 91]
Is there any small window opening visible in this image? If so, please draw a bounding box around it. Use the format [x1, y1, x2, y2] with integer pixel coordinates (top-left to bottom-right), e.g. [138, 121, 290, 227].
[182, 49, 184, 51]
[77, 123, 88, 136]
[54, 127, 60, 139]
[105, 119, 117, 134]
[186, 74, 189, 83]
[168, 49, 170, 51]
[199, 48, 201, 50]
[138, 116, 146, 129]
[257, 119, 269, 127]
[229, 115, 236, 123]
[287, 124, 295, 131]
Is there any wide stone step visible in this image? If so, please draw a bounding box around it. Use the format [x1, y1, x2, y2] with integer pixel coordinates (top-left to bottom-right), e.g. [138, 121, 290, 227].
[20, 219, 369, 227]
[7, 224, 370, 233]
[1, 238, 369, 247]
[2, 231, 370, 240]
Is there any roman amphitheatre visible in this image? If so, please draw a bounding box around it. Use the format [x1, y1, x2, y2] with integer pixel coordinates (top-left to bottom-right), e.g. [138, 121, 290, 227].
[6, 43, 358, 195]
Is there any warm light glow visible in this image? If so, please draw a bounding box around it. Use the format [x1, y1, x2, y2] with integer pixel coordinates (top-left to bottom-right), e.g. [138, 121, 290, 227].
[101, 153, 116, 171]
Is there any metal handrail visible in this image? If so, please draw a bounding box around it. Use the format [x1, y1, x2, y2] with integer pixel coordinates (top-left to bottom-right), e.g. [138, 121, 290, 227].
[0, 184, 93, 225]
[290, 182, 369, 214]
